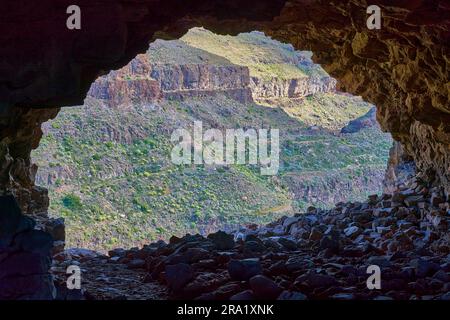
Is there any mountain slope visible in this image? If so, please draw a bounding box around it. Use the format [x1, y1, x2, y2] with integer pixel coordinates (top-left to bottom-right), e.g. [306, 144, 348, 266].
[32, 29, 392, 251]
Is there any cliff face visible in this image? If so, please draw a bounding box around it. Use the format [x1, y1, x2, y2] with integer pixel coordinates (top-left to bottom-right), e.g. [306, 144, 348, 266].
[87, 64, 161, 109]
[87, 40, 254, 106]
[151, 64, 253, 103]
[250, 76, 336, 100]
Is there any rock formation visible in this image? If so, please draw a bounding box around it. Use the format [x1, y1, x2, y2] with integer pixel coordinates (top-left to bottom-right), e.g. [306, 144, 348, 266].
[0, 0, 449, 299]
[0, 196, 55, 300]
[87, 41, 253, 106]
[250, 76, 336, 102]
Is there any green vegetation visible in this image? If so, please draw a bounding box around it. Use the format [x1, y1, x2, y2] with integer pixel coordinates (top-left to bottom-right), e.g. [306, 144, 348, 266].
[31, 29, 392, 252]
[278, 93, 373, 130]
[33, 95, 391, 251]
[182, 28, 327, 79]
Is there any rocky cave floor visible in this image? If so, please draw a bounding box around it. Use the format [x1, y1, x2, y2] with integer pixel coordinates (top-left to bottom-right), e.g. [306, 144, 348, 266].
[51, 178, 450, 300]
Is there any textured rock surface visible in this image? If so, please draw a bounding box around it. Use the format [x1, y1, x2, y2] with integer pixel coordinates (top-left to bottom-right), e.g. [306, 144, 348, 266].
[87, 44, 253, 106]
[250, 72, 336, 101]
[0, 196, 55, 300]
[0, 108, 59, 218]
[384, 141, 416, 194]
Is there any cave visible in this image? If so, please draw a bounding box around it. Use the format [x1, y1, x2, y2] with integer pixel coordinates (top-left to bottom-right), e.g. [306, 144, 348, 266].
[0, 0, 449, 301]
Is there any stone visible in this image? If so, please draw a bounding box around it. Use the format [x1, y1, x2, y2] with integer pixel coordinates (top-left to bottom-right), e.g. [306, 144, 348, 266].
[228, 259, 262, 281]
[440, 292, 450, 301]
[367, 256, 391, 268]
[412, 259, 441, 278]
[319, 235, 339, 252]
[165, 263, 194, 292]
[285, 256, 314, 272]
[44, 218, 65, 242]
[282, 216, 299, 230]
[277, 290, 307, 300]
[330, 293, 355, 300]
[127, 259, 145, 269]
[404, 195, 425, 207]
[431, 194, 445, 207]
[243, 241, 266, 254]
[433, 270, 450, 282]
[207, 231, 235, 250]
[213, 283, 242, 300]
[230, 290, 255, 300]
[183, 272, 229, 298]
[268, 260, 287, 275]
[272, 225, 285, 236]
[368, 194, 379, 203]
[185, 248, 210, 263]
[277, 237, 298, 251]
[108, 248, 127, 258]
[373, 296, 394, 300]
[309, 227, 323, 241]
[249, 275, 283, 300]
[305, 272, 338, 288]
[344, 226, 361, 238]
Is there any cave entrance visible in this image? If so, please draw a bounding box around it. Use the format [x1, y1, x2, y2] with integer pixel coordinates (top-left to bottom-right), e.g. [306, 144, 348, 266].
[31, 27, 392, 253]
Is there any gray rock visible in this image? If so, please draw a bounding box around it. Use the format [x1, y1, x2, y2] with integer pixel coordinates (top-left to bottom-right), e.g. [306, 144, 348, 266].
[285, 256, 314, 272]
[413, 259, 441, 278]
[230, 290, 255, 300]
[228, 258, 262, 281]
[108, 248, 127, 258]
[208, 231, 235, 250]
[249, 275, 283, 299]
[165, 263, 194, 291]
[306, 272, 338, 288]
[282, 216, 299, 229]
[277, 237, 298, 251]
[277, 290, 307, 300]
[344, 226, 361, 237]
[367, 256, 391, 268]
[127, 259, 146, 269]
[330, 293, 355, 300]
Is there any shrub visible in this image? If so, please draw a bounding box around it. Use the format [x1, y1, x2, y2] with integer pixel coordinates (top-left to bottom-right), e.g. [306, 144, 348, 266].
[62, 193, 83, 211]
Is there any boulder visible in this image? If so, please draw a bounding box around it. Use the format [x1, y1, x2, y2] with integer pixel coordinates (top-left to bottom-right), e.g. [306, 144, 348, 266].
[208, 231, 235, 250]
[165, 263, 194, 292]
[228, 259, 262, 281]
[249, 275, 283, 300]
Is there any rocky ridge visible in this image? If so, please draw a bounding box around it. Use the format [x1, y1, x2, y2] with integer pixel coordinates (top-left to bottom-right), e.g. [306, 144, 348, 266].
[87, 39, 254, 107]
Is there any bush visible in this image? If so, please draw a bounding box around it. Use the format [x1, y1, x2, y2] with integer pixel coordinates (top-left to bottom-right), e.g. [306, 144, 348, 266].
[62, 193, 83, 211]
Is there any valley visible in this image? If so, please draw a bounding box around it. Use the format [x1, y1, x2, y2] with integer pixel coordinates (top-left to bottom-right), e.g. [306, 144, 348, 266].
[31, 28, 392, 251]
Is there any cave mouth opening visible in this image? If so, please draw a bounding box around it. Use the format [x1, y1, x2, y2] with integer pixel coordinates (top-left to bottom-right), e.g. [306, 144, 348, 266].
[31, 27, 393, 253]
